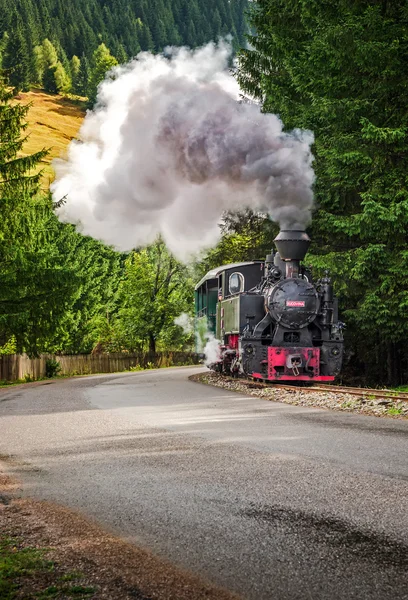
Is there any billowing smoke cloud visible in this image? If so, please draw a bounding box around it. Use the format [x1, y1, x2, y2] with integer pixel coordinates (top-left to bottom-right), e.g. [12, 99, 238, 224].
[52, 41, 314, 261]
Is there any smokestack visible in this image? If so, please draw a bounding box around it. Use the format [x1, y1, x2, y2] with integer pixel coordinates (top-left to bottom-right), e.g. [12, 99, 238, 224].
[273, 230, 311, 278]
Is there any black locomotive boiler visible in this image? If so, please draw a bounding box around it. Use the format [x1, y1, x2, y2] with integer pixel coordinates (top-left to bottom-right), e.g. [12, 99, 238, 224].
[194, 230, 344, 381]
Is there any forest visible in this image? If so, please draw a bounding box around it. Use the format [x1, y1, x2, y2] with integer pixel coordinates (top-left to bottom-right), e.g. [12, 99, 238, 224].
[0, 0, 248, 98]
[0, 0, 407, 386]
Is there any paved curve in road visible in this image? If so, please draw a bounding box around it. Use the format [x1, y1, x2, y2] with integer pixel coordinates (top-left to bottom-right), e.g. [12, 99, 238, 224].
[1, 366, 408, 600]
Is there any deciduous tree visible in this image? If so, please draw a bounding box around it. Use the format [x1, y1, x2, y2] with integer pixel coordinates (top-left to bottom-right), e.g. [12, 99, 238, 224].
[115, 241, 194, 353]
[88, 43, 118, 105]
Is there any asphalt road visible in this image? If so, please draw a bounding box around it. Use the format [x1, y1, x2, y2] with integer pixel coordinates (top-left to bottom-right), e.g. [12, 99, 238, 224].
[1, 366, 408, 600]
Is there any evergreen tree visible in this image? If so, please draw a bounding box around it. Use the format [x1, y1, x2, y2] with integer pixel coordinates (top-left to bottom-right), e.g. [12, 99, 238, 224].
[139, 23, 154, 51]
[114, 43, 127, 65]
[0, 86, 77, 353]
[2, 17, 30, 92]
[0, 1, 249, 69]
[42, 38, 58, 66]
[70, 54, 81, 92]
[76, 53, 90, 97]
[212, 8, 222, 40]
[186, 20, 198, 48]
[43, 60, 71, 94]
[0, 31, 8, 70]
[238, 0, 408, 385]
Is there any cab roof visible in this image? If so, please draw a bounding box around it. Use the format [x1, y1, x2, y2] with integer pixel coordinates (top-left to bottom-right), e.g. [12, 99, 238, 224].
[195, 261, 262, 290]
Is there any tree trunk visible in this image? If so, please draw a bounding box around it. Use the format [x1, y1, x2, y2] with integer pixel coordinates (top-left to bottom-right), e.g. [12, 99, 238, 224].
[149, 333, 156, 354]
[386, 342, 398, 387]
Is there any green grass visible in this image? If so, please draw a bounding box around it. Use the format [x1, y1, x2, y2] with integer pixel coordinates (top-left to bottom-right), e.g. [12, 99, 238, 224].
[392, 385, 408, 393]
[0, 537, 95, 599]
[16, 89, 85, 189]
[386, 406, 404, 416]
[0, 537, 52, 600]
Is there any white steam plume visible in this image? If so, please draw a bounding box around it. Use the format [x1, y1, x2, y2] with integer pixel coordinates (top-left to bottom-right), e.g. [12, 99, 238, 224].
[52, 41, 314, 261]
[203, 335, 221, 367]
[176, 312, 221, 366]
[174, 313, 193, 334]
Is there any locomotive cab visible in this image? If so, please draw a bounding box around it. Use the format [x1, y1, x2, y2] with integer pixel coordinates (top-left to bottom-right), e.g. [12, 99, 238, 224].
[195, 261, 264, 344]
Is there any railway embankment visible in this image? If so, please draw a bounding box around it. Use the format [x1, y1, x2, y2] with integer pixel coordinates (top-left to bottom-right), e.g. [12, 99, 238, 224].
[191, 372, 408, 419]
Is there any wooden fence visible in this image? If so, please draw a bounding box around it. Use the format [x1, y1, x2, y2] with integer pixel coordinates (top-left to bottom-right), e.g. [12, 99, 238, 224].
[0, 352, 201, 382]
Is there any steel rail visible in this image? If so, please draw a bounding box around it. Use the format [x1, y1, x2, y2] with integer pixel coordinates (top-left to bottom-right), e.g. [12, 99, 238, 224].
[243, 378, 408, 402]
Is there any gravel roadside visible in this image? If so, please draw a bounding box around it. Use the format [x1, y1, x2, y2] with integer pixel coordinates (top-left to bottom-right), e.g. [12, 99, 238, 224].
[190, 372, 408, 419]
[0, 470, 238, 600]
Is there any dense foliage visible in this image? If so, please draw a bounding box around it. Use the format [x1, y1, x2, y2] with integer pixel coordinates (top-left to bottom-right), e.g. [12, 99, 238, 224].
[0, 0, 248, 94]
[0, 85, 195, 356]
[0, 1, 249, 358]
[0, 87, 77, 354]
[1, 0, 406, 387]
[238, 0, 408, 384]
[112, 242, 194, 353]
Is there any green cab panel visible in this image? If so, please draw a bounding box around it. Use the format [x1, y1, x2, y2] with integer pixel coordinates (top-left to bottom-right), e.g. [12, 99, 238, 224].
[216, 296, 240, 339]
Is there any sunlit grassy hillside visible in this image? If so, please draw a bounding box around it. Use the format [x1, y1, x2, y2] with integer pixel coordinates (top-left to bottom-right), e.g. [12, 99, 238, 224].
[18, 89, 85, 187]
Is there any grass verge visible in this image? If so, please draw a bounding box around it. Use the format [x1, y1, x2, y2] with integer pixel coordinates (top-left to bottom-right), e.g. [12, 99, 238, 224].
[0, 470, 236, 600]
[0, 537, 94, 599]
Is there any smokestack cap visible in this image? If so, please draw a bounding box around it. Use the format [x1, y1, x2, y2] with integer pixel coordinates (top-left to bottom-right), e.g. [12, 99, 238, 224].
[274, 230, 311, 261]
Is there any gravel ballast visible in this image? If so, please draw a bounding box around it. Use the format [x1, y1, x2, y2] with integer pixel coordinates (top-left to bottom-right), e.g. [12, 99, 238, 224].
[190, 372, 408, 419]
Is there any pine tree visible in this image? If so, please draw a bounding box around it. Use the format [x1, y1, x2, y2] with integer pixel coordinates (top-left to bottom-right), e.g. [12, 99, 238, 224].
[113, 43, 127, 65]
[0, 86, 77, 353]
[0, 0, 249, 67]
[212, 8, 222, 40]
[76, 53, 90, 97]
[139, 23, 154, 51]
[42, 38, 58, 66]
[238, 0, 408, 385]
[2, 17, 31, 92]
[70, 55, 81, 93]
[186, 20, 198, 48]
[0, 31, 8, 70]
[43, 61, 71, 94]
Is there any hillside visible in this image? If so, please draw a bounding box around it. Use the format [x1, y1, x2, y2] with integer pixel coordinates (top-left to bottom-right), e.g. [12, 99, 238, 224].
[0, 0, 249, 61]
[19, 90, 84, 185]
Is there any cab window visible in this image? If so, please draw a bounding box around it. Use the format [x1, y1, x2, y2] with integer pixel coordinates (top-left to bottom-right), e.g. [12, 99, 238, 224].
[229, 272, 244, 295]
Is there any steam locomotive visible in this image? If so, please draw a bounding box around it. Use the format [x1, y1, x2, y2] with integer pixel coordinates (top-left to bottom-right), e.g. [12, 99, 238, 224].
[195, 230, 344, 381]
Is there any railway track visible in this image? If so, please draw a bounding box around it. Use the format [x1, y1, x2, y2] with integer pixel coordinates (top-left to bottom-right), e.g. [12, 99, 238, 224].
[248, 379, 408, 402]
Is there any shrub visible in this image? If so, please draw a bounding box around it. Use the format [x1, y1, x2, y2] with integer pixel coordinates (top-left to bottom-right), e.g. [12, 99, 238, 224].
[45, 358, 61, 378]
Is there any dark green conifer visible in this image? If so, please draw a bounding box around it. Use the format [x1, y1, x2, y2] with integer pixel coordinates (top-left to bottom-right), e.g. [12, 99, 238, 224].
[238, 0, 408, 384]
[139, 23, 154, 51]
[77, 53, 90, 97]
[2, 16, 31, 92]
[0, 85, 76, 353]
